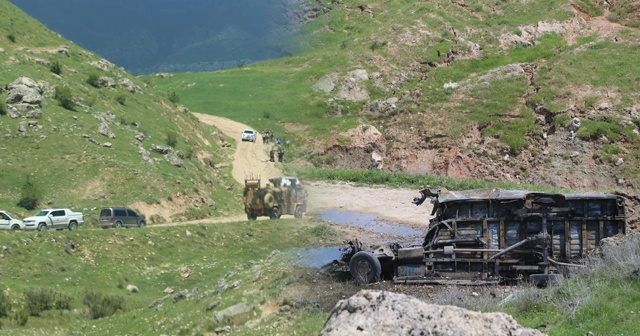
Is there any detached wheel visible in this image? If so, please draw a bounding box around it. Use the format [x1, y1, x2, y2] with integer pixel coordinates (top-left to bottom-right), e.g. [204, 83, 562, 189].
[349, 251, 381, 284]
[294, 205, 303, 219]
[529, 274, 563, 287]
[269, 207, 281, 220]
[68, 222, 78, 231]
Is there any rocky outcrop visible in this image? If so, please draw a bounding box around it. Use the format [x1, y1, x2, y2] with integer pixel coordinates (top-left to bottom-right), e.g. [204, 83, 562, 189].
[312, 69, 371, 102]
[320, 290, 545, 336]
[5, 76, 46, 106]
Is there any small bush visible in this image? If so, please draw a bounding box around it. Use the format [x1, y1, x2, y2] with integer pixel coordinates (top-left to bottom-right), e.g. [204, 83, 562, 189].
[168, 90, 180, 103]
[12, 308, 28, 326]
[54, 85, 75, 110]
[0, 98, 7, 116]
[0, 290, 11, 318]
[17, 175, 41, 210]
[83, 291, 125, 319]
[263, 110, 271, 119]
[25, 288, 55, 316]
[86, 73, 100, 88]
[50, 60, 62, 75]
[116, 94, 126, 105]
[54, 292, 73, 310]
[166, 130, 178, 148]
[7, 33, 16, 43]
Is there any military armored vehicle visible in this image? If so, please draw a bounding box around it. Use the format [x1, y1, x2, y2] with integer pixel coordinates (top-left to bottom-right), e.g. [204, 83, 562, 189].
[242, 177, 307, 220]
[335, 187, 626, 286]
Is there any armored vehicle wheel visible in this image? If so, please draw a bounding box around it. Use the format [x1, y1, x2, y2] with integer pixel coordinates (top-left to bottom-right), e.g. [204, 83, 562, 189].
[349, 251, 381, 284]
[294, 205, 303, 218]
[269, 207, 281, 220]
[247, 213, 257, 220]
[529, 274, 562, 287]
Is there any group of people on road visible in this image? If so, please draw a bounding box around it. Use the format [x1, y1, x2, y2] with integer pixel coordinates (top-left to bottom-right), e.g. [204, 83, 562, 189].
[262, 129, 290, 163]
[261, 129, 274, 144]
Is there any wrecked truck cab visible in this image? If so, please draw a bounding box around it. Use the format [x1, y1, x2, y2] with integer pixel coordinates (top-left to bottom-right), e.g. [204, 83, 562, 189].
[337, 188, 626, 286]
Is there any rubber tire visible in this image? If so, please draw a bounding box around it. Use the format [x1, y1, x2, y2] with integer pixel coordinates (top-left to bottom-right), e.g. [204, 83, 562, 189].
[349, 251, 382, 284]
[37, 223, 47, 232]
[138, 221, 146, 228]
[247, 213, 257, 220]
[115, 221, 123, 229]
[529, 274, 563, 287]
[11, 224, 20, 231]
[269, 207, 281, 220]
[263, 193, 274, 209]
[294, 205, 303, 218]
[68, 222, 78, 231]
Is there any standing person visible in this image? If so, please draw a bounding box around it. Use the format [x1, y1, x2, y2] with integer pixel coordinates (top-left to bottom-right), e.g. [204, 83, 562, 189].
[278, 148, 284, 162]
[270, 148, 275, 162]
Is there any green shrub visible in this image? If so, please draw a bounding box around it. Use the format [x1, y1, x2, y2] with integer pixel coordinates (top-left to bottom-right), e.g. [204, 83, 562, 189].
[0, 98, 7, 116]
[83, 291, 125, 319]
[17, 175, 42, 210]
[54, 85, 75, 110]
[116, 94, 126, 105]
[7, 33, 15, 43]
[11, 308, 28, 326]
[168, 90, 180, 103]
[86, 73, 100, 88]
[166, 130, 178, 148]
[54, 291, 73, 310]
[24, 288, 55, 316]
[0, 290, 10, 318]
[50, 60, 62, 75]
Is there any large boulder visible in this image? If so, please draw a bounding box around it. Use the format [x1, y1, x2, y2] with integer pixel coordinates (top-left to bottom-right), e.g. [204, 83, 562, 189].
[6, 77, 45, 106]
[320, 290, 545, 336]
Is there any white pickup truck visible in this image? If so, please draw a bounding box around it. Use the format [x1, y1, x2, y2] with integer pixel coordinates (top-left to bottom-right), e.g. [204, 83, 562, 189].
[23, 208, 84, 231]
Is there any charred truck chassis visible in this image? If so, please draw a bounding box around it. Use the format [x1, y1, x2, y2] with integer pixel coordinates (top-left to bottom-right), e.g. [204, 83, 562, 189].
[338, 188, 626, 285]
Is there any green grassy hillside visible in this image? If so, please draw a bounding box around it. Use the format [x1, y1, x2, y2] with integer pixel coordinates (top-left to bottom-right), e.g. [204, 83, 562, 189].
[0, 0, 240, 221]
[148, 0, 640, 190]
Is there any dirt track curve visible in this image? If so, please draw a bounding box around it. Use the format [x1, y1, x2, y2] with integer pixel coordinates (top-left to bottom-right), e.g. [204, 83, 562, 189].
[192, 113, 432, 229]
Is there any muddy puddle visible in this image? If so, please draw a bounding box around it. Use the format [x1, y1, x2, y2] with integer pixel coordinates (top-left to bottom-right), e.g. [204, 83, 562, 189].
[286, 246, 345, 268]
[319, 210, 424, 238]
[287, 211, 426, 268]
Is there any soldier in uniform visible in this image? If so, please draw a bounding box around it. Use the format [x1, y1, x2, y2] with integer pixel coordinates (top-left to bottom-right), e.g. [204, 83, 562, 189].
[278, 148, 284, 162]
[270, 148, 275, 162]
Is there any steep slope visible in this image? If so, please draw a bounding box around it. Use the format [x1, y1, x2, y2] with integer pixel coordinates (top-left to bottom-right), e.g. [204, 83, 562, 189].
[0, 0, 239, 221]
[152, 0, 640, 192]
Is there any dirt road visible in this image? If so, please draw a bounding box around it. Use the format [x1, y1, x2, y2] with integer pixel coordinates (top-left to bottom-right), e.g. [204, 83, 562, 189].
[193, 113, 433, 229]
[194, 113, 282, 185]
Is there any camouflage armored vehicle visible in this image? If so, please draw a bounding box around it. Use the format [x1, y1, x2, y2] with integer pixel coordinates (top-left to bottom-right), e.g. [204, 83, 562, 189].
[335, 187, 626, 286]
[242, 177, 307, 220]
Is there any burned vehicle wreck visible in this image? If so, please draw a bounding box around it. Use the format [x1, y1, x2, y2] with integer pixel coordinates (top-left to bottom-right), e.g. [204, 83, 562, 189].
[336, 188, 626, 285]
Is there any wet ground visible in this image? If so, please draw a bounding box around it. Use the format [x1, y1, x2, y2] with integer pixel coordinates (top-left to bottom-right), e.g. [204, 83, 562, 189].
[289, 210, 426, 268]
[319, 210, 424, 238]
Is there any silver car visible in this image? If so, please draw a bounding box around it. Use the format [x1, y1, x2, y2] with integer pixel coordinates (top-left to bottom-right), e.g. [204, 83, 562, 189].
[0, 211, 25, 230]
[241, 129, 257, 142]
